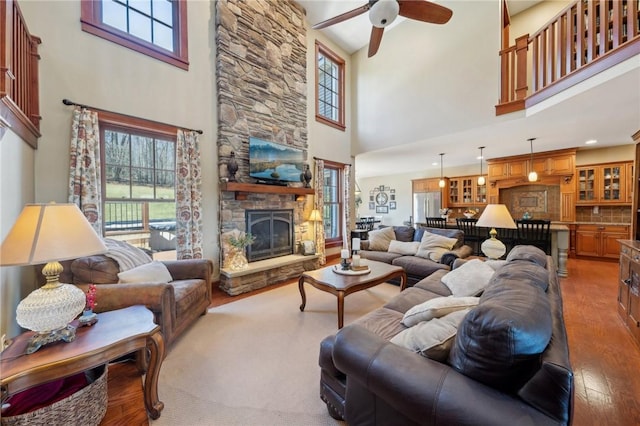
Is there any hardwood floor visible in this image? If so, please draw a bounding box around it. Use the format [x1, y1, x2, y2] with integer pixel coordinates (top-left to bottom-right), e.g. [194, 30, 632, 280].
[100, 258, 640, 425]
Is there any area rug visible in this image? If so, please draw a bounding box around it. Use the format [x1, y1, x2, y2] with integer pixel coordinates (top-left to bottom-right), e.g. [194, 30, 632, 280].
[151, 281, 400, 425]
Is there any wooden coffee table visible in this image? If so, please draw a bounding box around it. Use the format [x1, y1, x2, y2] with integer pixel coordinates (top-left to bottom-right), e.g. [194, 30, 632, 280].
[298, 260, 407, 328]
[1, 305, 165, 419]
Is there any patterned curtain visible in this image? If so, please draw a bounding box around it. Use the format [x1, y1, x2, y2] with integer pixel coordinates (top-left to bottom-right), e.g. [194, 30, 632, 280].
[343, 164, 352, 251]
[175, 129, 203, 259]
[68, 107, 102, 234]
[314, 159, 326, 265]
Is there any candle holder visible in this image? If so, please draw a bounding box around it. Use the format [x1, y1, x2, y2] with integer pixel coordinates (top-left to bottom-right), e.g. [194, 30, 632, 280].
[340, 257, 350, 270]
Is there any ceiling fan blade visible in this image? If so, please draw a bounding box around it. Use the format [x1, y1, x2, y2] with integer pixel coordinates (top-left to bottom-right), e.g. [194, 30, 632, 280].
[368, 26, 385, 58]
[398, 0, 453, 24]
[312, 3, 371, 30]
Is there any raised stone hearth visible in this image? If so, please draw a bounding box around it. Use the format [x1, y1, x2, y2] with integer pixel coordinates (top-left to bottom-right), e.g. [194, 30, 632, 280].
[221, 254, 319, 296]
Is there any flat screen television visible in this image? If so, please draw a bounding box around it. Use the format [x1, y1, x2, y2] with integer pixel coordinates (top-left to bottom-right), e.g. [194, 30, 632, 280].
[249, 137, 305, 183]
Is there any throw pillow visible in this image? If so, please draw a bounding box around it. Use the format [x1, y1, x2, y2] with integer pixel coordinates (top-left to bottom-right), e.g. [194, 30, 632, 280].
[402, 296, 479, 327]
[388, 240, 421, 256]
[441, 259, 495, 296]
[367, 226, 396, 251]
[415, 231, 458, 262]
[118, 260, 173, 284]
[391, 309, 470, 362]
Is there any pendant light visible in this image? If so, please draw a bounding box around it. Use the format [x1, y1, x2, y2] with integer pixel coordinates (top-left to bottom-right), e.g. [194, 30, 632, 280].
[527, 138, 538, 182]
[477, 146, 486, 186]
[438, 153, 446, 188]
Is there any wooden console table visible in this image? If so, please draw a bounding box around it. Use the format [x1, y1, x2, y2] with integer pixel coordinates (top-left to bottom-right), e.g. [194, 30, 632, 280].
[1, 305, 165, 419]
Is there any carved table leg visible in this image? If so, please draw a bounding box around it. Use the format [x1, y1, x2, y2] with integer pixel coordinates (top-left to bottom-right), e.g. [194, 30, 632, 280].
[298, 276, 307, 312]
[337, 291, 345, 329]
[144, 330, 165, 420]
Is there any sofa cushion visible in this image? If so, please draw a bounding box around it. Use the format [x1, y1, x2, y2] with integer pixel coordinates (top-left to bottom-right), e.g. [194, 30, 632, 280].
[391, 309, 470, 362]
[353, 307, 407, 340]
[413, 270, 454, 296]
[70, 255, 119, 284]
[489, 258, 549, 292]
[388, 240, 420, 256]
[391, 256, 449, 280]
[402, 296, 479, 327]
[415, 231, 458, 261]
[367, 227, 396, 251]
[414, 227, 464, 248]
[506, 245, 547, 267]
[360, 250, 403, 264]
[393, 226, 415, 242]
[441, 259, 495, 296]
[118, 260, 173, 284]
[384, 287, 441, 315]
[448, 261, 553, 393]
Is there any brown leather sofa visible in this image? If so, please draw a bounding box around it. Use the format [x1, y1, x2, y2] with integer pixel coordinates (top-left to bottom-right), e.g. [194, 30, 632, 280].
[319, 246, 573, 425]
[50, 255, 213, 347]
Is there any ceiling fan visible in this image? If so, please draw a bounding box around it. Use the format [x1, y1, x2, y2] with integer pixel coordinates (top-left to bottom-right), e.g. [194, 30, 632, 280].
[312, 0, 453, 57]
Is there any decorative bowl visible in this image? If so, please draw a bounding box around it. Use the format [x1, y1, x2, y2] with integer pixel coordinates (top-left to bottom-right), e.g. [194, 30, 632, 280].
[463, 212, 475, 219]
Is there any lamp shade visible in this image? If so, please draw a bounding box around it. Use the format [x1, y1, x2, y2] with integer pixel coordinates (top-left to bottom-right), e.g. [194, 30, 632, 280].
[308, 209, 322, 222]
[0, 203, 107, 266]
[476, 204, 517, 230]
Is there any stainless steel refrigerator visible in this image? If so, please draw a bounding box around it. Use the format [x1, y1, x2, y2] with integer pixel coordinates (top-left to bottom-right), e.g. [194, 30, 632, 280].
[413, 191, 442, 223]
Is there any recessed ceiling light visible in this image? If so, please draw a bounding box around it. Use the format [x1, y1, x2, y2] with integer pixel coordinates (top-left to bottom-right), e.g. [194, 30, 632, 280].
[585, 139, 597, 145]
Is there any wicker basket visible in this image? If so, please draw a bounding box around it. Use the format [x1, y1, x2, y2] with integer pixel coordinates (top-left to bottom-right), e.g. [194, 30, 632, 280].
[1, 364, 108, 426]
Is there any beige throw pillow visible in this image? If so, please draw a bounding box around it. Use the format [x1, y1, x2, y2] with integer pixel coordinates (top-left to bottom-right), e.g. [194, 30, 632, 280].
[402, 296, 480, 327]
[441, 259, 495, 296]
[367, 227, 396, 251]
[415, 231, 458, 262]
[118, 260, 173, 284]
[391, 309, 470, 362]
[388, 240, 421, 255]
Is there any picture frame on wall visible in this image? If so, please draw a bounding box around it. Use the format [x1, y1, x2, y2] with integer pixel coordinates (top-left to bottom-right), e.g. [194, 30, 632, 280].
[389, 201, 396, 210]
[376, 205, 389, 214]
[368, 202, 375, 210]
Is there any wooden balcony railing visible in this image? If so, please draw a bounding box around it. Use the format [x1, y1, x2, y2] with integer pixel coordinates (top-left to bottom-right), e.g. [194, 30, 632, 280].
[0, 0, 41, 147]
[497, 0, 640, 115]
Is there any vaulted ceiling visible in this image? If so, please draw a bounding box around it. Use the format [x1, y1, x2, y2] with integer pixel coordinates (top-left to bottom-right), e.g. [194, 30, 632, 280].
[299, 0, 640, 178]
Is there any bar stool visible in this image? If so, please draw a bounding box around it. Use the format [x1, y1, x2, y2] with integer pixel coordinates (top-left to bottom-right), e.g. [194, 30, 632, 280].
[456, 217, 480, 255]
[516, 219, 551, 254]
[425, 217, 447, 228]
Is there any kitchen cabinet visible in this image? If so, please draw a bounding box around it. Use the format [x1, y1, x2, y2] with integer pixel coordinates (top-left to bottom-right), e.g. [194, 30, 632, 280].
[575, 224, 630, 258]
[531, 153, 575, 176]
[412, 178, 442, 193]
[487, 160, 528, 180]
[448, 176, 487, 207]
[618, 240, 640, 347]
[576, 162, 632, 205]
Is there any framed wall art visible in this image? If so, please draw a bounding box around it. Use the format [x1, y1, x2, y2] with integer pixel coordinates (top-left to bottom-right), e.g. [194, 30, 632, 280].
[376, 205, 389, 214]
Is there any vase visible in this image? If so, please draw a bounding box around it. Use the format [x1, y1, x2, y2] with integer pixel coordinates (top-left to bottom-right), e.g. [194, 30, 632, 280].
[229, 250, 248, 271]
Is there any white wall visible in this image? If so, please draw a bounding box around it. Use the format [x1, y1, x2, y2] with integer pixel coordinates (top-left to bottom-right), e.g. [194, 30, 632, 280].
[19, 1, 219, 264]
[576, 145, 635, 165]
[0, 130, 36, 338]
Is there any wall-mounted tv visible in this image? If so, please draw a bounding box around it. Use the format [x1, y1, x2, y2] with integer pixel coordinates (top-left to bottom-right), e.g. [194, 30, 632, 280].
[249, 137, 305, 183]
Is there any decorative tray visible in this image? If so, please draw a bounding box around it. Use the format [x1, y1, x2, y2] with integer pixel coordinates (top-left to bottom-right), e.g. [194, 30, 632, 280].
[332, 265, 371, 275]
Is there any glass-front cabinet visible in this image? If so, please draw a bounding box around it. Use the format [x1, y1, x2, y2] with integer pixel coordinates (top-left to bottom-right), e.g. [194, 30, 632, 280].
[577, 162, 631, 204]
[601, 165, 622, 202]
[448, 176, 486, 207]
[577, 167, 596, 203]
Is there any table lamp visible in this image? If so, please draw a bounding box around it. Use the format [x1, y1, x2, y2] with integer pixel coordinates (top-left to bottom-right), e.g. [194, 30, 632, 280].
[475, 204, 517, 259]
[0, 203, 107, 354]
[308, 209, 322, 254]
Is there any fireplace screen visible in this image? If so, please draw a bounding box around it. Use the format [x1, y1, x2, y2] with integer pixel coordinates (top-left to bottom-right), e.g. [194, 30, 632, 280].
[246, 209, 294, 262]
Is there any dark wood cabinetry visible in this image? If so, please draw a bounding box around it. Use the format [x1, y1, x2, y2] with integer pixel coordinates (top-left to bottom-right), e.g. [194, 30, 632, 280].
[632, 130, 640, 240]
[619, 240, 640, 347]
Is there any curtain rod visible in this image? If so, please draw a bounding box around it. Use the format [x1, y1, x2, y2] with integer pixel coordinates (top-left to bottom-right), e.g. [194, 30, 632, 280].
[62, 99, 204, 135]
[313, 156, 351, 166]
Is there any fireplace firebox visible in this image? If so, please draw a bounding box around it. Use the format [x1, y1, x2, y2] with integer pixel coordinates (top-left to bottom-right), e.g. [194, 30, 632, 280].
[246, 209, 294, 262]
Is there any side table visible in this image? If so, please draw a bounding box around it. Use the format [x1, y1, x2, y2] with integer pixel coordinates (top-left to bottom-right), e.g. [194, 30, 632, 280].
[1, 305, 165, 420]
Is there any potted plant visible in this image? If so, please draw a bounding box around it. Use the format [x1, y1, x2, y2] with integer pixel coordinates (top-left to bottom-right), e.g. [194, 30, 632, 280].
[226, 232, 255, 271]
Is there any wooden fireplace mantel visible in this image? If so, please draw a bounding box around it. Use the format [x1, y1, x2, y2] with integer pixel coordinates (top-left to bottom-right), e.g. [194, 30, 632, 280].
[221, 182, 315, 200]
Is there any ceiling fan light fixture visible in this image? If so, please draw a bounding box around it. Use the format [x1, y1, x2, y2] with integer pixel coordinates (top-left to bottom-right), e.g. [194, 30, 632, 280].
[369, 0, 399, 28]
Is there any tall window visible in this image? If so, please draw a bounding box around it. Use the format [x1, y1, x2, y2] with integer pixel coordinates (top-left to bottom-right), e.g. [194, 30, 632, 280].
[322, 162, 344, 247]
[81, 0, 189, 70]
[100, 112, 177, 256]
[316, 41, 345, 131]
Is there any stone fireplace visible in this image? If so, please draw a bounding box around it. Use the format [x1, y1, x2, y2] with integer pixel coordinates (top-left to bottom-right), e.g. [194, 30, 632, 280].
[216, 0, 318, 295]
